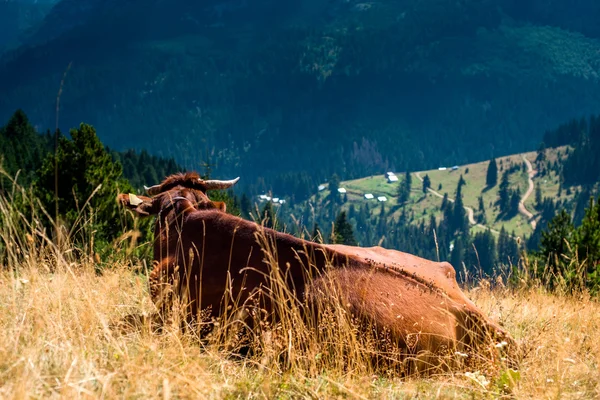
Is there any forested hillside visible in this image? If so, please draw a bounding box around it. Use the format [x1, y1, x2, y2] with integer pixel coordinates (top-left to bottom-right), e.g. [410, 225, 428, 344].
[0, 110, 200, 257]
[1, 0, 600, 194]
[265, 113, 600, 285]
[0, 0, 57, 54]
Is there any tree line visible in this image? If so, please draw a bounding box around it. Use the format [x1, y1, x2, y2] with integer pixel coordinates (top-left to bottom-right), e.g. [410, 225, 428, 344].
[0, 110, 235, 261]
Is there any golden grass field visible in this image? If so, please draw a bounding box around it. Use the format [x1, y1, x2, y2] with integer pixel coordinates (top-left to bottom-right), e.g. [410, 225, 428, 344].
[2, 259, 600, 399]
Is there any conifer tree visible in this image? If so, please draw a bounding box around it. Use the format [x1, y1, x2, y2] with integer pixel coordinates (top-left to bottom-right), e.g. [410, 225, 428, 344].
[539, 210, 574, 283]
[0, 110, 49, 187]
[397, 172, 411, 204]
[422, 174, 431, 193]
[486, 157, 498, 187]
[498, 170, 510, 214]
[450, 238, 464, 272]
[441, 192, 449, 210]
[333, 211, 357, 246]
[536, 142, 547, 173]
[36, 123, 134, 243]
[377, 202, 388, 238]
[453, 180, 468, 234]
[260, 201, 277, 229]
[457, 174, 466, 190]
[328, 174, 341, 203]
[510, 188, 521, 216]
[240, 193, 251, 219]
[467, 231, 497, 275]
[497, 227, 519, 266]
[477, 195, 487, 224]
[574, 197, 600, 268]
[535, 186, 542, 209]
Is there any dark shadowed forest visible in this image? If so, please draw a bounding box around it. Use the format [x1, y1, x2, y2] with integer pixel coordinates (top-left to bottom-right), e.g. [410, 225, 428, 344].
[2, 0, 600, 190]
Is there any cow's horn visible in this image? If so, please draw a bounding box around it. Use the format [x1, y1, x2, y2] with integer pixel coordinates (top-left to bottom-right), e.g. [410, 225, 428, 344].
[129, 193, 144, 206]
[202, 177, 240, 190]
[144, 184, 162, 196]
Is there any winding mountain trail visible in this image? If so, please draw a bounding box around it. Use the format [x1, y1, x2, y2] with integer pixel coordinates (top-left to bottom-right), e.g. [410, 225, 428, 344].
[519, 155, 538, 230]
[414, 172, 500, 235]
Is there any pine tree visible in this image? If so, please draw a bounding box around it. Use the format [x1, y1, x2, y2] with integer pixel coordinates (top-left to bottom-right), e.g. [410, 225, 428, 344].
[535, 186, 542, 209]
[574, 197, 600, 272]
[486, 158, 498, 187]
[422, 174, 431, 193]
[333, 211, 357, 245]
[453, 180, 468, 234]
[397, 172, 411, 204]
[36, 123, 133, 243]
[0, 110, 49, 187]
[539, 210, 574, 280]
[348, 204, 356, 220]
[536, 142, 547, 171]
[441, 193, 449, 210]
[260, 201, 277, 229]
[477, 196, 487, 224]
[450, 238, 464, 272]
[498, 171, 510, 214]
[510, 188, 521, 216]
[240, 193, 251, 219]
[497, 227, 520, 266]
[328, 174, 341, 204]
[467, 231, 497, 275]
[356, 203, 368, 233]
[458, 174, 466, 190]
[377, 202, 387, 238]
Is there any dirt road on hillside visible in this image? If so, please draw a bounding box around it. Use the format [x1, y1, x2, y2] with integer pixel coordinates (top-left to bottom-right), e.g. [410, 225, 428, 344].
[414, 172, 500, 235]
[519, 155, 537, 230]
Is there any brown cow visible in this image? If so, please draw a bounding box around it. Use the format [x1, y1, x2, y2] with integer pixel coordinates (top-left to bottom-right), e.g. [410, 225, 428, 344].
[118, 172, 516, 372]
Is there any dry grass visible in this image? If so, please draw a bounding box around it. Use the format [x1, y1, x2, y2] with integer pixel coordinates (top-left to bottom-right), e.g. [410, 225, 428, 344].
[2, 262, 600, 398]
[1, 177, 599, 399]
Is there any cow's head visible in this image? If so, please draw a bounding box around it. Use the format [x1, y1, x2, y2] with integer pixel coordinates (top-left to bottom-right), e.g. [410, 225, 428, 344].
[118, 172, 239, 217]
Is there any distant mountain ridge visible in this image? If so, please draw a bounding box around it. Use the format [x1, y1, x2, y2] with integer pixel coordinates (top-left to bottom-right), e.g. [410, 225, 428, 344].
[0, 0, 57, 53]
[1, 0, 600, 187]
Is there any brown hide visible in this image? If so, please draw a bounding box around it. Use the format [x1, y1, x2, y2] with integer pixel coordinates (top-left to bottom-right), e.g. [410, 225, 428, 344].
[320, 245, 515, 355]
[118, 172, 515, 369]
[325, 244, 506, 332]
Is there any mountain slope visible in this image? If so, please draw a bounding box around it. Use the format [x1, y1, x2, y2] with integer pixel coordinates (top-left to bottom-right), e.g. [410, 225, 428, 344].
[0, 0, 57, 53]
[314, 146, 574, 239]
[1, 1, 600, 185]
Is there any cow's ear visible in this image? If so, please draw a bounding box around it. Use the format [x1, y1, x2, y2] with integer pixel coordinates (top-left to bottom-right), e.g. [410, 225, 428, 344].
[117, 193, 156, 216]
[212, 201, 227, 212]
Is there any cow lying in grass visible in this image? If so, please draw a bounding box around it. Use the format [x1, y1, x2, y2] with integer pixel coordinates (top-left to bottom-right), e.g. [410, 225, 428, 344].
[118, 172, 517, 373]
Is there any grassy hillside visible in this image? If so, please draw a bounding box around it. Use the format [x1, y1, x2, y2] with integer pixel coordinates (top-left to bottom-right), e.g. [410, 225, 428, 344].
[326, 146, 576, 239]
